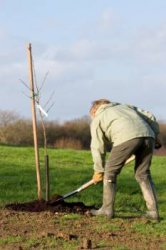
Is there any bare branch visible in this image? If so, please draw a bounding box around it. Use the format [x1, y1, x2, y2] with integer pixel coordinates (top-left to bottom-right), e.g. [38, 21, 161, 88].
[21, 91, 31, 99]
[43, 90, 55, 109]
[20, 79, 31, 91]
[46, 101, 55, 113]
[39, 71, 49, 92]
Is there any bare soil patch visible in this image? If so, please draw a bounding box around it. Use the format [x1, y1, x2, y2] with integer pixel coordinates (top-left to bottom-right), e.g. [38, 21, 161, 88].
[0, 199, 165, 250]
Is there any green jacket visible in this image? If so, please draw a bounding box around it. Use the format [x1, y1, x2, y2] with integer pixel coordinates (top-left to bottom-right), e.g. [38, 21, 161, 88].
[90, 103, 159, 172]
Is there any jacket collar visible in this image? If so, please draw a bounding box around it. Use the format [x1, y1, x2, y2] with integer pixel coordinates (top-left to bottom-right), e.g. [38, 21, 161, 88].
[95, 102, 120, 116]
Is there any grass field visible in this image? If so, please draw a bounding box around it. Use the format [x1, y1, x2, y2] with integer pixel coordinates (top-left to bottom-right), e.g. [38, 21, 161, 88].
[0, 145, 166, 249]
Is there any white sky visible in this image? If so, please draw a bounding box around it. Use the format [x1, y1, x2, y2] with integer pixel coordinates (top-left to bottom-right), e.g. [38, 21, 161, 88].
[0, 0, 166, 121]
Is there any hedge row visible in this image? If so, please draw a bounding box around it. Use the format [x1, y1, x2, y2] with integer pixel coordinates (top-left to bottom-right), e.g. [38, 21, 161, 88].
[0, 110, 166, 149]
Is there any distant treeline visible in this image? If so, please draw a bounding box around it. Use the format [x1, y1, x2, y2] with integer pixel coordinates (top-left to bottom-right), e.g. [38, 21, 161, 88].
[0, 110, 166, 149]
[0, 110, 91, 149]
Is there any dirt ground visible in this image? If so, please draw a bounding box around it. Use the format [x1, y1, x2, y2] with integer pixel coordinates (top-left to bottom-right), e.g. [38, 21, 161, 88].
[0, 199, 165, 250]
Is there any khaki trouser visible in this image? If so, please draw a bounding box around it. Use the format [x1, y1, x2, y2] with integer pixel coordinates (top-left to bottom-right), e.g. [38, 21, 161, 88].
[104, 137, 154, 183]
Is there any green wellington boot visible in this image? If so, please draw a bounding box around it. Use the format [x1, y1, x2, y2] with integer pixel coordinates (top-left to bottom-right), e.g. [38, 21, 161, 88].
[139, 178, 160, 222]
[91, 180, 116, 218]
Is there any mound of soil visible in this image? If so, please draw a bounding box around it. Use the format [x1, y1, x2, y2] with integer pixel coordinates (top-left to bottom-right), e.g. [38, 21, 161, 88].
[5, 195, 94, 214]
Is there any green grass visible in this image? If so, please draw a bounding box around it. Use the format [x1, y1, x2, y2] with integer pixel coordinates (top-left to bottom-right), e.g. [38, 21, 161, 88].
[0, 145, 166, 209]
[0, 145, 93, 204]
[0, 236, 23, 244]
[0, 145, 166, 230]
[0, 235, 79, 250]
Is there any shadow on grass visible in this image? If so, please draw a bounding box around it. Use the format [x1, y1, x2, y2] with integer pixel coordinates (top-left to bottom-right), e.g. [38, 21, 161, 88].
[116, 215, 141, 220]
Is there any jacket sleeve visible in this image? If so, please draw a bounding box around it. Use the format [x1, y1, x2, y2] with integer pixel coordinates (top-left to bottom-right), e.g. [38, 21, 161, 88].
[127, 105, 160, 137]
[90, 120, 106, 172]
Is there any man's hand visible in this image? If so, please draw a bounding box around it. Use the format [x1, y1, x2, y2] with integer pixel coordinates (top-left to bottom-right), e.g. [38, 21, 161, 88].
[92, 172, 104, 184]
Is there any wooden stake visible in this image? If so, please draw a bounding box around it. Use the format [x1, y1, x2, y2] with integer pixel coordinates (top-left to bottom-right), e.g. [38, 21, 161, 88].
[27, 43, 42, 200]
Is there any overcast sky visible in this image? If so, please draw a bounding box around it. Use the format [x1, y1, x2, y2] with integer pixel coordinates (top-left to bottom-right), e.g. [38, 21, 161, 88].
[0, 0, 166, 122]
